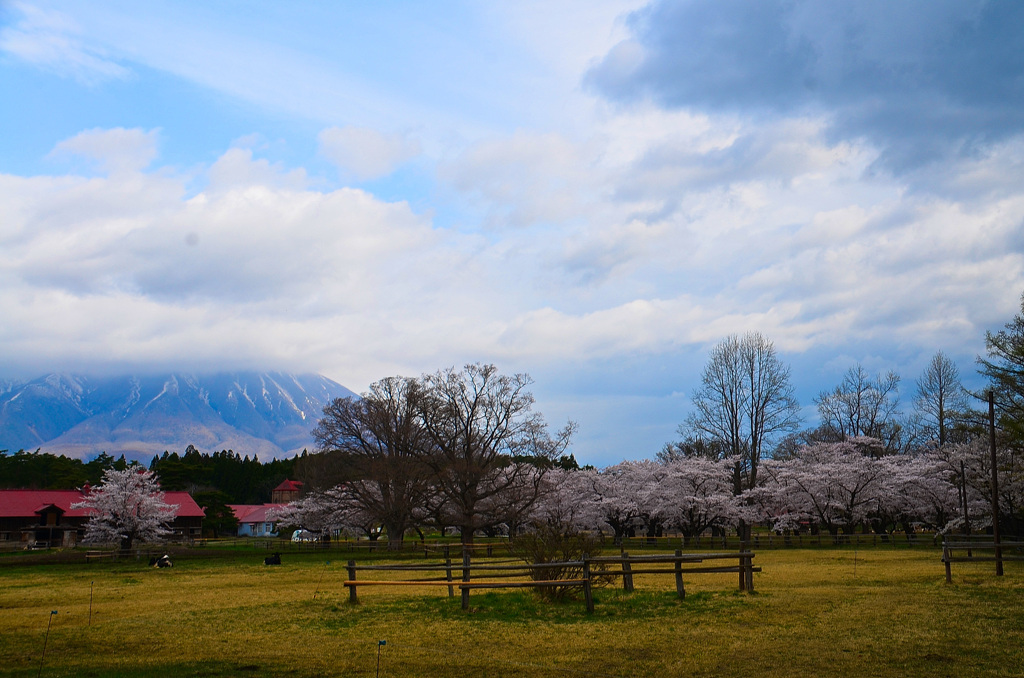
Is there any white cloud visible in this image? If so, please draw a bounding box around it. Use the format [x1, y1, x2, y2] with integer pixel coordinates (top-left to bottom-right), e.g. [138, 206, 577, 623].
[318, 126, 420, 181]
[0, 2, 129, 84]
[436, 107, 1024, 365]
[49, 127, 159, 175]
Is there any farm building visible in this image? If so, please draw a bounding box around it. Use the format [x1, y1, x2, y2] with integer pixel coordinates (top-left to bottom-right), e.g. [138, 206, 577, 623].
[271, 479, 303, 503]
[228, 503, 286, 537]
[0, 488, 205, 547]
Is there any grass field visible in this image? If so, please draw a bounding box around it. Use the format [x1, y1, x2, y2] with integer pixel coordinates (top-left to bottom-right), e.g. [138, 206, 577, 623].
[1, 546, 1022, 677]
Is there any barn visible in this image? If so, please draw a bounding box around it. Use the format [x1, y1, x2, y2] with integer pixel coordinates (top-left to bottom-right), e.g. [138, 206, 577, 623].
[0, 488, 205, 548]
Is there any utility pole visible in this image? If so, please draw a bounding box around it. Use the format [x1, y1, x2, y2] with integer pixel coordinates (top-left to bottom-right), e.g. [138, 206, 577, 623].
[989, 391, 1003, 576]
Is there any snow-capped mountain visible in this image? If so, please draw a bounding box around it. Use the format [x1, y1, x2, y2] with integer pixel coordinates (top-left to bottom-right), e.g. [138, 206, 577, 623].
[0, 372, 356, 461]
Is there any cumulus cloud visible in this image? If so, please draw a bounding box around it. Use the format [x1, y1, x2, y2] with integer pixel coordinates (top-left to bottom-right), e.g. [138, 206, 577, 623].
[318, 126, 420, 181]
[0, 1, 130, 84]
[0, 133, 502, 384]
[586, 0, 1024, 172]
[438, 107, 1024, 364]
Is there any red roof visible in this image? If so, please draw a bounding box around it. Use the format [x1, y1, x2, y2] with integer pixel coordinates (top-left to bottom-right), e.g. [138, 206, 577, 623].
[0, 490, 94, 518]
[229, 504, 286, 522]
[165, 492, 206, 518]
[273, 480, 303, 492]
[0, 489, 205, 518]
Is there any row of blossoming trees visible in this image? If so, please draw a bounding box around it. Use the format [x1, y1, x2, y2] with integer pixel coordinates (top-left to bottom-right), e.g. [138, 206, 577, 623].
[275, 433, 1016, 548]
[275, 293, 1024, 549]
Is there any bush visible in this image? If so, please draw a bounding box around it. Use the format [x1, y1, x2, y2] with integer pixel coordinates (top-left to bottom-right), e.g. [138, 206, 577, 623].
[510, 524, 611, 600]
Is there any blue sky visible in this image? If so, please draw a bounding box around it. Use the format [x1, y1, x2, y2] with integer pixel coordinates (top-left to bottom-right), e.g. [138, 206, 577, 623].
[2, 0, 1023, 465]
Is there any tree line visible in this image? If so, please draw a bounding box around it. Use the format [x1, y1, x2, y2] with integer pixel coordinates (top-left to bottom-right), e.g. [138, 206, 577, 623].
[278, 295, 1024, 548]
[0, 450, 132, 490]
[0, 445, 300, 504]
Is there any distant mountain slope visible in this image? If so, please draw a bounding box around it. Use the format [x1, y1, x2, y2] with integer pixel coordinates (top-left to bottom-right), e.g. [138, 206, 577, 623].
[0, 372, 356, 461]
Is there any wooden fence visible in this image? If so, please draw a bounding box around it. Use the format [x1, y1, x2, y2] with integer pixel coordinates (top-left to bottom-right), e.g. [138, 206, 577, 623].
[205, 531, 943, 559]
[343, 549, 759, 614]
[942, 538, 1024, 582]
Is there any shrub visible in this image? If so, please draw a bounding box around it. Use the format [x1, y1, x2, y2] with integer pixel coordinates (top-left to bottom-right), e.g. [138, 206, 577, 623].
[510, 524, 612, 600]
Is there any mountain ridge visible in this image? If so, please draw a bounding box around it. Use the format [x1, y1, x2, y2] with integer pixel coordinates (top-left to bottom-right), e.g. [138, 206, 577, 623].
[0, 371, 356, 462]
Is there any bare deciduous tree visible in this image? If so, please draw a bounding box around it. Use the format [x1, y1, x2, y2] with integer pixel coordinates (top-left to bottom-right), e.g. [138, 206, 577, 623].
[815, 364, 903, 454]
[913, 351, 969, 447]
[311, 376, 431, 550]
[416, 363, 575, 545]
[684, 332, 801, 494]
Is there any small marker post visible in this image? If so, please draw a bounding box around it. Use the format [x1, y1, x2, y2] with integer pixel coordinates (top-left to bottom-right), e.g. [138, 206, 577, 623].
[38, 610, 57, 678]
[376, 639, 387, 678]
[314, 560, 331, 600]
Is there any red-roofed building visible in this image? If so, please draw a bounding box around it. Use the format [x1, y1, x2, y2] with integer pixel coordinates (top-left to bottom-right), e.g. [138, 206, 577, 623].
[272, 479, 303, 503]
[228, 504, 286, 537]
[0, 489, 205, 547]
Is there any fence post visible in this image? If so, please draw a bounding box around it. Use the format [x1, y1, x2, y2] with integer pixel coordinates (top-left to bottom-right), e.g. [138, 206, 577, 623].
[741, 548, 749, 594]
[582, 554, 595, 614]
[445, 546, 454, 598]
[461, 550, 471, 611]
[745, 552, 755, 593]
[674, 549, 686, 599]
[622, 552, 634, 592]
[943, 544, 952, 584]
[347, 560, 359, 605]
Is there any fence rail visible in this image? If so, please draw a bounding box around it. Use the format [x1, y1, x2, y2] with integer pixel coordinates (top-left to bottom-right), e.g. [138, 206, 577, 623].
[196, 530, 982, 556]
[942, 539, 1024, 582]
[342, 549, 758, 614]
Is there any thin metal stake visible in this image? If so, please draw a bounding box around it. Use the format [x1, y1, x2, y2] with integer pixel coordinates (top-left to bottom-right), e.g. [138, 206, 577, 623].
[314, 560, 331, 600]
[376, 639, 386, 678]
[38, 610, 57, 678]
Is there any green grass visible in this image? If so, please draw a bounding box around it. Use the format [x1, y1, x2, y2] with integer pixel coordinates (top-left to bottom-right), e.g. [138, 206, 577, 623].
[0, 547, 1021, 677]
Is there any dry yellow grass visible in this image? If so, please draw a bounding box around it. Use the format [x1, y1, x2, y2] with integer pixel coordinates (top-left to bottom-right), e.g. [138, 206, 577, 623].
[0, 547, 1021, 677]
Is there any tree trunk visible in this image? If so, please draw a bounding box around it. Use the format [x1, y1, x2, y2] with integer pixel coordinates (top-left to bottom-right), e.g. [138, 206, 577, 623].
[385, 521, 406, 551]
[460, 525, 474, 546]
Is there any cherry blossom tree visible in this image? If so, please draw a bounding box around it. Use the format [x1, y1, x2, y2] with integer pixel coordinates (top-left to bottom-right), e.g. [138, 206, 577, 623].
[632, 460, 674, 540]
[758, 439, 893, 536]
[269, 486, 379, 541]
[944, 438, 1024, 535]
[583, 462, 649, 543]
[660, 457, 740, 543]
[72, 467, 179, 551]
[855, 452, 955, 539]
[525, 468, 604, 532]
